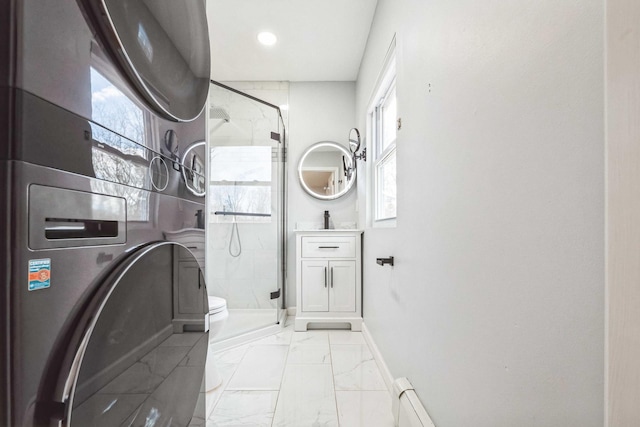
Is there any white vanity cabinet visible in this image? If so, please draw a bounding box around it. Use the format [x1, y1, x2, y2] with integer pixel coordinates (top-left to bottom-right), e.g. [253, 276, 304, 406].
[295, 230, 363, 331]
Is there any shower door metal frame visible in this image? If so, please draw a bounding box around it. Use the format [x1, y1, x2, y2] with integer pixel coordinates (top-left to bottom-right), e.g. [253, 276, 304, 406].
[209, 80, 288, 317]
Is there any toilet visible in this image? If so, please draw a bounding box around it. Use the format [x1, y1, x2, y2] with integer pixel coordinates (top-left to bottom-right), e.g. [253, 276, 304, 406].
[205, 295, 228, 391]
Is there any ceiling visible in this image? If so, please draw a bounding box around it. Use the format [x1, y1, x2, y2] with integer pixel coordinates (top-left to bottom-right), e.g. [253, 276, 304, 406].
[206, 0, 378, 82]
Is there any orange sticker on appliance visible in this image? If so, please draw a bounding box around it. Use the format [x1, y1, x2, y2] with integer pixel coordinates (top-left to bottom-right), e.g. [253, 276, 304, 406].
[28, 259, 51, 291]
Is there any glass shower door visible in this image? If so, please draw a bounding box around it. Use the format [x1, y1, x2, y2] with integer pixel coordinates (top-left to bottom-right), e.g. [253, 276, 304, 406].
[206, 82, 286, 342]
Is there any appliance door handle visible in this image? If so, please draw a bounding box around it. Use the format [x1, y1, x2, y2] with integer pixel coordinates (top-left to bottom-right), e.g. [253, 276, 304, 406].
[330, 266, 334, 288]
[324, 266, 328, 288]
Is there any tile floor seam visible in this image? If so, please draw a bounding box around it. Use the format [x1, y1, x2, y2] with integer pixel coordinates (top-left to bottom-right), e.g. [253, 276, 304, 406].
[225, 344, 289, 391]
[272, 325, 293, 427]
[328, 335, 341, 427]
[270, 339, 292, 427]
[214, 347, 246, 377]
[208, 345, 249, 416]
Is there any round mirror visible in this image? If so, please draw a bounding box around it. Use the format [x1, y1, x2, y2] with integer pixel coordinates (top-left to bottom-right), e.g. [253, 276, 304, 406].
[181, 140, 206, 197]
[349, 128, 361, 154]
[298, 141, 356, 200]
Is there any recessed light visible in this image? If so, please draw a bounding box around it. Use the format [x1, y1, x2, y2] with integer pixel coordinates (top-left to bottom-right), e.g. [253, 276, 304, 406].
[257, 31, 277, 46]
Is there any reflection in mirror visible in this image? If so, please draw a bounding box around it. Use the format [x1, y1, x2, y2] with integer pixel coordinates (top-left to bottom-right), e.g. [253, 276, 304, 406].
[349, 128, 361, 153]
[95, 0, 210, 121]
[165, 130, 179, 158]
[89, 69, 151, 220]
[70, 243, 207, 426]
[90, 67, 146, 147]
[298, 141, 356, 200]
[181, 140, 206, 197]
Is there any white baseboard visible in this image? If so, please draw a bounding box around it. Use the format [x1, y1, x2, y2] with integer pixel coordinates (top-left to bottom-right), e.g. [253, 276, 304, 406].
[362, 322, 394, 393]
[363, 324, 436, 426]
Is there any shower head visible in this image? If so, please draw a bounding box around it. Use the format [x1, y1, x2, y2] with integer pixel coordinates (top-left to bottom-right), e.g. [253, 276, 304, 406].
[210, 106, 230, 122]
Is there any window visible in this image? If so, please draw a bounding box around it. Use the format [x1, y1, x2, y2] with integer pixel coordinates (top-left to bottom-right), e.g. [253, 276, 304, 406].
[209, 146, 272, 223]
[370, 46, 397, 223]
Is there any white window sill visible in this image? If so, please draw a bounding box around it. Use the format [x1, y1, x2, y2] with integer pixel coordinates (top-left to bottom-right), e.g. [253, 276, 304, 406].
[372, 217, 396, 229]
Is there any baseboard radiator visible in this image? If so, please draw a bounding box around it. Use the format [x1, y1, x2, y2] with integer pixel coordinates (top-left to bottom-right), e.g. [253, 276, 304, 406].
[392, 378, 436, 427]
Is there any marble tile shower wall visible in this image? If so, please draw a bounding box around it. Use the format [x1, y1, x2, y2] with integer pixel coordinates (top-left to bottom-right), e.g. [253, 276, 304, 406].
[209, 82, 289, 146]
[207, 222, 278, 309]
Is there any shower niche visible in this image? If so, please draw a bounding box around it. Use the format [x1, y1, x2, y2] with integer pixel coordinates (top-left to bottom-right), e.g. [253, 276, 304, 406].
[206, 81, 288, 343]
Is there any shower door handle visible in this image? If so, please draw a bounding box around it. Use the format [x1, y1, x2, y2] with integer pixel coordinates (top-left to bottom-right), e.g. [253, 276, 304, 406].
[330, 267, 334, 288]
[324, 267, 327, 288]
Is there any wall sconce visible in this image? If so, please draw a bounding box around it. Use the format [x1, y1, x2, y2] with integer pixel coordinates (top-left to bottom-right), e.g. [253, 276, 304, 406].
[349, 128, 366, 162]
[345, 127, 365, 181]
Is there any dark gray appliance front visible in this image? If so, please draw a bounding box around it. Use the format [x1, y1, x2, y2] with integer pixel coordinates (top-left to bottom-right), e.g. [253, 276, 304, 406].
[0, 0, 212, 425]
[4, 135, 210, 427]
[19, 0, 210, 123]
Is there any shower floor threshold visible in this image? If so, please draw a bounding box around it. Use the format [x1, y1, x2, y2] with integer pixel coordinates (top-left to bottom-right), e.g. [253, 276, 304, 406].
[210, 308, 285, 352]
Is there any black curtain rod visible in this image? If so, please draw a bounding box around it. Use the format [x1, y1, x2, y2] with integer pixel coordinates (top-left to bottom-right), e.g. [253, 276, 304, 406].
[213, 211, 272, 217]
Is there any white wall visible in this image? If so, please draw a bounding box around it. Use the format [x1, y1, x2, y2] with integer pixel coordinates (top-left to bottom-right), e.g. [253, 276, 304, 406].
[287, 82, 357, 307]
[356, 1, 604, 426]
[606, 0, 640, 424]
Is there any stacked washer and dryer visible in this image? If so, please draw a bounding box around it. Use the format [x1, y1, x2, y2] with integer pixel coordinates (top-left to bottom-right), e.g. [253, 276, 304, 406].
[0, 0, 217, 425]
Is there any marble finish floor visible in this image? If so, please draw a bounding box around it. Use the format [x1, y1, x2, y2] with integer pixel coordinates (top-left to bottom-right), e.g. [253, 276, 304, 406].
[205, 318, 395, 426]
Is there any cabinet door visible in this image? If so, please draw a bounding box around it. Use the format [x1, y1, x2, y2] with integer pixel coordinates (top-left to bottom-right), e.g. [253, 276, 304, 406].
[329, 260, 356, 312]
[177, 261, 204, 314]
[301, 260, 329, 312]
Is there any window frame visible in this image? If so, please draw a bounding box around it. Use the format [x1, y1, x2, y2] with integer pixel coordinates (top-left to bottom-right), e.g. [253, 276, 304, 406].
[208, 146, 273, 224]
[368, 41, 397, 226]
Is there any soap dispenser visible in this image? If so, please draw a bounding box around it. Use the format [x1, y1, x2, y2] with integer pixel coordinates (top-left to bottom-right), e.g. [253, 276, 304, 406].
[324, 210, 330, 230]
